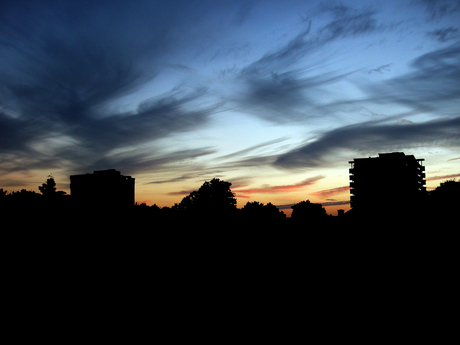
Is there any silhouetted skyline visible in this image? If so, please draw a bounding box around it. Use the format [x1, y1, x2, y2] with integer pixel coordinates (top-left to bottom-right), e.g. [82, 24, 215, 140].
[1, 153, 458, 218]
[1, 1, 459, 214]
[2, 166, 458, 229]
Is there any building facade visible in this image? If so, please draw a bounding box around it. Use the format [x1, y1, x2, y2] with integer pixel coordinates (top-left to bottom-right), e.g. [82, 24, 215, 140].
[349, 152, 426, 211]
[70, 169, 135, 209]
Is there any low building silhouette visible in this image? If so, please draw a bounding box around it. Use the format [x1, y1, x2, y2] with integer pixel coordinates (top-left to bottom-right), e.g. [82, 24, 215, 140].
[349, 152, 426, 213]
[70, 169, 135, 209]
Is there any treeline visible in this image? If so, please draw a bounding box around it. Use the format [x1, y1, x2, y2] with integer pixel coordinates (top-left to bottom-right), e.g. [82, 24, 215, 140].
[1, 177, 459, 229]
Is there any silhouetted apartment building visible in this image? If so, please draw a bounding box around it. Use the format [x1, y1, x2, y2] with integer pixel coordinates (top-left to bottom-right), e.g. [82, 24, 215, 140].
[70, 169, 135, 209]
[349, 152, 426, 211]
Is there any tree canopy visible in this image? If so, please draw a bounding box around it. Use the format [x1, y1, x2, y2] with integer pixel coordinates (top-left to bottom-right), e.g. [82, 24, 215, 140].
[38, 176, 66, 197]
[291, 200, 327, 221]
[39, 176, 57, 196]
[179, 178, 237, 215]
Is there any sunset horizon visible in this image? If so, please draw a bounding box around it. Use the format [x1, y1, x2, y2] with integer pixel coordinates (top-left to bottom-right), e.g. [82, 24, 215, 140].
[3, 151, 458, 217]
[1, 1, 459, 217]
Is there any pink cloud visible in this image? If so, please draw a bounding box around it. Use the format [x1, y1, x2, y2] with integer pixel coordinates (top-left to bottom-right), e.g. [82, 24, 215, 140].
[232, 175, 324, 195]
[311, 186, 350, 198]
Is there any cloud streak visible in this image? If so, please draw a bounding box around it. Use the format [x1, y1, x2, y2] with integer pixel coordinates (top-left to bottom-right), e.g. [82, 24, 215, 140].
[82, 146, 216, 177]
[275, 42, 460, 169]
[427, 27, 459, 42]
[311, 186, 351, 198]
[416, 0, 460, 20]
[233, 175, 324, 196]
[275, 116, 460, 169]
[426, 173, 460, 181]
[366, 43, 460, 113]
[236, 2, 383, 123]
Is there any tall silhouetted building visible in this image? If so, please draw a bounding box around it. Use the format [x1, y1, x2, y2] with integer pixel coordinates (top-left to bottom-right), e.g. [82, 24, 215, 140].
[70, 169, 135, 209]
[349, 152, 426, 211]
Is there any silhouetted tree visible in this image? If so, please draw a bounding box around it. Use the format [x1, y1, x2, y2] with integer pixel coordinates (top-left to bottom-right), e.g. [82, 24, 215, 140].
[4, 189, 42, 213]
[38, 175, 67, 198]
[242, 201, 264, 214]
[179, 178, 236, 219]
[263, 202, 286, 221]
[429, 179, 460, 220]
[39, 176, 57, 196]
[291, 200, 327, 225]
[430, 179, 460, 200]
[241, 201, 286, 225]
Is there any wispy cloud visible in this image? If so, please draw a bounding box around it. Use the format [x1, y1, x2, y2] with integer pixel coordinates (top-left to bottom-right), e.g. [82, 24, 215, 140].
[216, 155, 278, 170]
[83, 147, 216, 176]
[236, 2, 382, 123]
[217, 137, 288, 160]
[0, 86, 221, 174]
[427, 27, 459, 42]
[316, 3, 381, 40]
[274, 41, 460, 169]
[0, 0, 228, 175]
[366, 43, 460, 113]
[233, 175, 324, 196]
[415, 0, 460, 20]
[426, 173, 460, 181]
[311, 186, 351, 198]
[245, 3, 381, 73]
[368, 63, 392, 74]
[238, 68, 355, 123]
[167, 190, 196, 196]
[320, 200, 350, 206]
[275, 116, 460, 169]
[149, 175, 198, 185]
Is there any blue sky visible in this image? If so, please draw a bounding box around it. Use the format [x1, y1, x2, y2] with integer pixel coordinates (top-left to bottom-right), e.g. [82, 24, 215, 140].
[1, 0, 459, 214]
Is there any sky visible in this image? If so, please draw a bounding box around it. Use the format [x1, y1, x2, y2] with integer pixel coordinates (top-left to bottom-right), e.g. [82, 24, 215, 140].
[1, 0, 459, 216]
